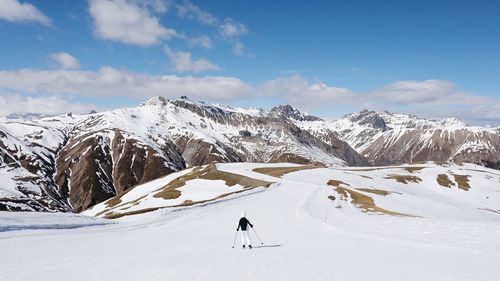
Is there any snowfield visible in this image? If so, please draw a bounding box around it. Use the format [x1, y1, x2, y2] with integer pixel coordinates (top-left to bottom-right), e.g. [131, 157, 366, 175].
[1, 162, 500, 281]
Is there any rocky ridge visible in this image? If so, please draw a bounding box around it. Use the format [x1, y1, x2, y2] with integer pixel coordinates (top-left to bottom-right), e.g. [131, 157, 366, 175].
[0, 97, 365, 212]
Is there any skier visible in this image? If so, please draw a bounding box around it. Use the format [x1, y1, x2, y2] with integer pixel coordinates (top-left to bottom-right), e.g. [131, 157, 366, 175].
[236, 212, 253, 249]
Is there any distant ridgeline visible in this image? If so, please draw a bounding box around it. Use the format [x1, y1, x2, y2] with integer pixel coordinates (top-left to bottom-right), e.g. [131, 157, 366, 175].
[0, 96, 498, 212]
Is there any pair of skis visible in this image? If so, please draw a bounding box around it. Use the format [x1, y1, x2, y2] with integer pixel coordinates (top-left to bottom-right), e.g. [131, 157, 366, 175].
[231, 228, 263, 248]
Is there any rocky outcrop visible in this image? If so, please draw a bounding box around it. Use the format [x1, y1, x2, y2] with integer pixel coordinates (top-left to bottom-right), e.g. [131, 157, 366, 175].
[270, 105, 322, 121]
[0, 98, 369, 212]
[0, 121, 70, 212]
[345, 110, 388, 131]
[55, 130, 185, 212]
[3, 99, 497, 213]
[299, 110, 500, 169]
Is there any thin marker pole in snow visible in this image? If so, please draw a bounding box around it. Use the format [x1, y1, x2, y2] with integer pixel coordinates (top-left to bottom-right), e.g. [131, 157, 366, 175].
[231, 231, 238, 248]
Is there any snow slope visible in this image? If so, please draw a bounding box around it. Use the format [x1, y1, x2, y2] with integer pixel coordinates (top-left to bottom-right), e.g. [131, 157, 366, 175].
[1, 162, 499, 281]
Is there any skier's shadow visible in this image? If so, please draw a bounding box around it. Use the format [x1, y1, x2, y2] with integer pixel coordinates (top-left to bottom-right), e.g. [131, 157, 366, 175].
[252, 244, 283, 249]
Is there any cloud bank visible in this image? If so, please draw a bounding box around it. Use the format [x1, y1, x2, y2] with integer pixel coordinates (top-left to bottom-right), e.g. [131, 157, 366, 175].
[0, 92, 99, 116]
[0, 67, 498, 124]
[0, 0, 51, 25]
[89, 0, 176, 46]
[164, 46, 221, 73]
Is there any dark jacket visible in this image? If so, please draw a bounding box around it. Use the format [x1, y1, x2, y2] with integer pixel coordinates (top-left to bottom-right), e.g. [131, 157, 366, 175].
[237, 217, 253, 231]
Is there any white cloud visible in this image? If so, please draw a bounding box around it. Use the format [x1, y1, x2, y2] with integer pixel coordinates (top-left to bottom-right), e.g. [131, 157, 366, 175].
[186, 34, 213, 49]
[164, 46, 221, 73]
[174, 32, 213, 49]
[0, 92, 99, 116]
[232, 41, 245, 56]
[172, 2, 250, 55]
[145, 0, 168, 13]
[175, 2, 217, 26]
[0, 0, 51, 25]
[89, 0, 176, 46]
[258, 76, 500, 124]
[218, 19, 248, 55]
[218, 19, 248, 39]
[367, 79, 499, 125]
[0, 66, 497, 124]
[0, 67, 248, 100]
[371, 80, 489, 106]
[258, 75, 354, 109]
[49, 52, 81, 70]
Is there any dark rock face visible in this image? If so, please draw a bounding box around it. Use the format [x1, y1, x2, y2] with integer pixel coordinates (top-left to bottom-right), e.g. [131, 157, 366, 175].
[362, 129, 500, 169]
[55, 134, 115, 212]
[270, 105, 323, 122]
[312, 129, 370, 167]
[54, 130, 185, 212]
[0, 124, 70, 212]
[341, 112, 500, 169]
[0, 98, 374, 212]
[174, 136, 241, 166]
[3, 100, 499, 213]
[239, 130, 252, 137]
[346, 110, 388, 131]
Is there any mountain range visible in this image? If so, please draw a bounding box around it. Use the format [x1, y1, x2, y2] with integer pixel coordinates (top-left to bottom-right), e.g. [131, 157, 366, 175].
[1, 96, 498, 212]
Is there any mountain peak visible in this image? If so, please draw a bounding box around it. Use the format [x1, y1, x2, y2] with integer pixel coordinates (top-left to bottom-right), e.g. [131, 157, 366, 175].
[344, 109, 388, 130]
[140, 96, 169, 107]
[439, 117, 467, 127]
[270, 105, 322, 121]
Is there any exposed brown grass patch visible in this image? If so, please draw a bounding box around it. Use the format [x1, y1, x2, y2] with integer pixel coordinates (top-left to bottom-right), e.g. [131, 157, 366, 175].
[453, 174, 471, 191]
[335, 187, 414, 217]
[384, 174, 422, 184]
[105, 196, 122, 208]
[103, 208, 159, 219]
[103, 185, 261, 219]
[359, 175, 373, 179]
[437, 174, 454, 188]
[328, 195, 336, 201]
[99, 164, 273, 219]
[154, 164, 273, 199]
[155, 188, 181, 200]
[327, 179, 350, 188]
[252, 165, 318, 178]
[97, 195, 148, 216]
[403, 167, 425, 173]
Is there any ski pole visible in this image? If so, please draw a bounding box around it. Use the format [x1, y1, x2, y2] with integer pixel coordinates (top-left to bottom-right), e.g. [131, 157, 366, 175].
[252, 228, 264, 245]
[231, 230, 238, 248]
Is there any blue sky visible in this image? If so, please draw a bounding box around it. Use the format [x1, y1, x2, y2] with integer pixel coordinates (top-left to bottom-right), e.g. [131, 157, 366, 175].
[0, 0, 499, 124]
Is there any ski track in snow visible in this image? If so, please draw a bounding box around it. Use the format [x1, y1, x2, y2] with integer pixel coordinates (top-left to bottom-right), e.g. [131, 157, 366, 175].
[1, 163, 500, 281]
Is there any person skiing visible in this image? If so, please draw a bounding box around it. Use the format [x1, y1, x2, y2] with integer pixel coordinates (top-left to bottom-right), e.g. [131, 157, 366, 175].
[237, 212, 253, 249]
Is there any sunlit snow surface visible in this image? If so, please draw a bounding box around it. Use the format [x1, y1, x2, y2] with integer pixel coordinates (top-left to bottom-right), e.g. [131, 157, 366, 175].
[1, 162, 500, 281]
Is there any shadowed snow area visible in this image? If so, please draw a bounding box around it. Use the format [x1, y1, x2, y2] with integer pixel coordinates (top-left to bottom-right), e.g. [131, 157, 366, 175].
[0, 212, 110, 232]
[1, 162, 500, 281]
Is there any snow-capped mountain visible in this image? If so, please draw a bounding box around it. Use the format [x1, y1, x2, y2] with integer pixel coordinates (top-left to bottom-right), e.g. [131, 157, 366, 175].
[0, 97, 366, 212]
[1, 98, 498, 213]
[298, 109, 500, 169]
